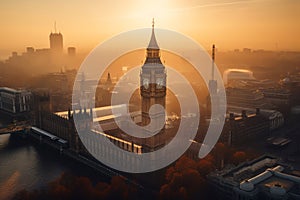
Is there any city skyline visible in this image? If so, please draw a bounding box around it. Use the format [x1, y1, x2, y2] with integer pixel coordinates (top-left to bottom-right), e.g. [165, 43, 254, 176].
[0, 0, 300, 60]
[1, 1, 300, 199]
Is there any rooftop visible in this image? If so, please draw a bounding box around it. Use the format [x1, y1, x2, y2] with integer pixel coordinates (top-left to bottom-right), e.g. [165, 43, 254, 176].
[209, 155, 300, 197]
[0, 87, 28, 94]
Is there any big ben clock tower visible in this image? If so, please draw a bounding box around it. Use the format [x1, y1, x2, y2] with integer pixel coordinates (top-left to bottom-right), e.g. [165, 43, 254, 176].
[140, 19, 167, 151]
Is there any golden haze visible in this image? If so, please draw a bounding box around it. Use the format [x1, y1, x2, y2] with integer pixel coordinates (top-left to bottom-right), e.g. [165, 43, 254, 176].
[0, 0, 299, 59]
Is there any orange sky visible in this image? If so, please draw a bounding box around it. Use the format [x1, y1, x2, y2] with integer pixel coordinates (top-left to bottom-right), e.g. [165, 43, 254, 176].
[0, 0, 299, 59]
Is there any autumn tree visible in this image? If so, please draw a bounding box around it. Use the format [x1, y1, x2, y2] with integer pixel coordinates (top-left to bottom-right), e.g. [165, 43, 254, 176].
[231, 151, 247, 165]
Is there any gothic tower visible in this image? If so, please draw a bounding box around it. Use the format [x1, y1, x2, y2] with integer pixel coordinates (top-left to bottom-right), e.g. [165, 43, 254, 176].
[140, 19, 166, 150]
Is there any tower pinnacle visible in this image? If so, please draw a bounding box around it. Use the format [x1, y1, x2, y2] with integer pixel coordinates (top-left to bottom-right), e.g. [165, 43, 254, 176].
[147, 19, 159, 50]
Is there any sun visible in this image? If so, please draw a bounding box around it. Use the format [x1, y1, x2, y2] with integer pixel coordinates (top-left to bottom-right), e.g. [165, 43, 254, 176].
[130, 0, 173, 22]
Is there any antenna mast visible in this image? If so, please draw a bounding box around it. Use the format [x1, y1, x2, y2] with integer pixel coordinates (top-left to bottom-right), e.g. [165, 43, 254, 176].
[212, 44, 215, 80]
[152, 18, 155, 29]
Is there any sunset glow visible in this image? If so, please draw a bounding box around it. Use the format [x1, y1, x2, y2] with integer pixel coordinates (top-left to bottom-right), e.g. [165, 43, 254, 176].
[1, 1, 300, 199]
[0, 0, 299, 60]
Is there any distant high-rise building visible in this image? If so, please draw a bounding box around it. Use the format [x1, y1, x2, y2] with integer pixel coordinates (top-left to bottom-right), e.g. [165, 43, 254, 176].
[49, 32, 63, 53]
[49, 23, 63, 53]
[67, 47, 76, 56]
[26, 47, 34, 54]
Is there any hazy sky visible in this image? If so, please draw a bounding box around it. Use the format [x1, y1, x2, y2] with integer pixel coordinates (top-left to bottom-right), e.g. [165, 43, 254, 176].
[0, 0, 299, 59]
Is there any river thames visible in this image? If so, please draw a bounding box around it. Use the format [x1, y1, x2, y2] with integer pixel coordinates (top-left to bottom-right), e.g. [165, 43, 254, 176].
[0, 134, 109, 200]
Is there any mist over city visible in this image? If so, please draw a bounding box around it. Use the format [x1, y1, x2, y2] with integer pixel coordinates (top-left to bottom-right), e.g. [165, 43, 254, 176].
[0, 1, 300, 200]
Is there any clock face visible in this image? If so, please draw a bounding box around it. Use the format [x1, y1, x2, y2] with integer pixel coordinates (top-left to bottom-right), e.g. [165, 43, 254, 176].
[156, 78, 164, 89]
[143, 78, 149, 89]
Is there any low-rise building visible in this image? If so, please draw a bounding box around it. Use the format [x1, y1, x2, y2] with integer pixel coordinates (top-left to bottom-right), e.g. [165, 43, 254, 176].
[226, 87, 270, 109]
[0, 87, 31, 114]
[221, 109, 269, 146]
[208, 155, 300, 200]
[227, 106, 284, 131]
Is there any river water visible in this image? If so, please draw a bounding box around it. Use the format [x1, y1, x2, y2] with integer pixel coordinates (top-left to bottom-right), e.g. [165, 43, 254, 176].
[0, 134, 109, 200]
